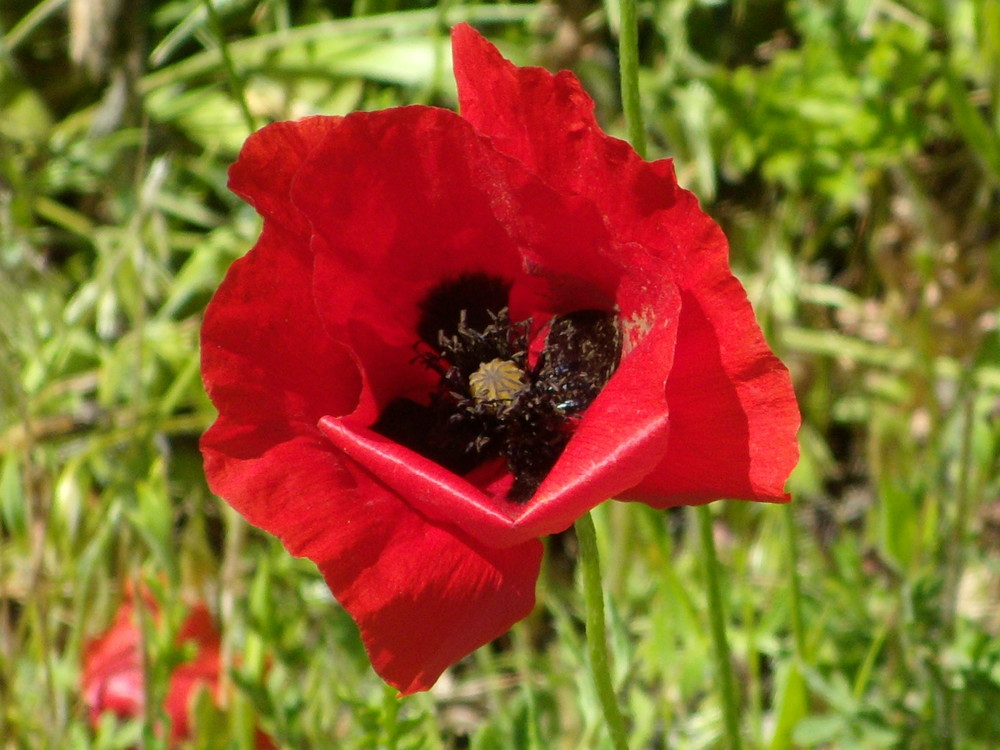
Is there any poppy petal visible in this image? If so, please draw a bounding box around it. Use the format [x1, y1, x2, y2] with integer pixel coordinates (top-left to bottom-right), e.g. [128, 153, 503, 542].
[452, 23, 661, 216]
[314, 477, 543, 695]
[206, 412, 542, 693]
[292, 107, 619, 371]
[452, 24, 799, 503]
[514, 249, 682, 533]
[311, 242, 682, 545]
[202, 24, 800, 697]
[201, 225, 370, 429]
[165, 608, 222, 743]
[228, 115, 343, 239]
[201, 208, 543, 694]
[82, 602, 145, 725]
[622, 215, 800, 505]
[293, 108, 524, 347]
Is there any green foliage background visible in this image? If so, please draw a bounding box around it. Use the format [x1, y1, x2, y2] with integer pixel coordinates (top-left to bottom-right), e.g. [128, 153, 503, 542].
[1, 0, 999, 747]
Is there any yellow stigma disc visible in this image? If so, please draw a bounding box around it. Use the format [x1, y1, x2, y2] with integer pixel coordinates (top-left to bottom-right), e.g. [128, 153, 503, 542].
[469, 359, 526, 402]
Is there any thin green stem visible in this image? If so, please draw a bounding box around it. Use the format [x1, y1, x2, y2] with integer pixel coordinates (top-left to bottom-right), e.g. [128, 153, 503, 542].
[574, 512, 629, 750]
[2, 0, 67, 52]
[617, 0, 647, 158]
[783, 504, 806, 663]
[381, 682, 401, 750]
[696, 505, 743, 750]
[202, 0, 257, 135]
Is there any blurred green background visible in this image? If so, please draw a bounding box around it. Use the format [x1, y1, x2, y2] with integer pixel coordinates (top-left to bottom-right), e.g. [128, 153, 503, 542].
[1, 0, 999, 748]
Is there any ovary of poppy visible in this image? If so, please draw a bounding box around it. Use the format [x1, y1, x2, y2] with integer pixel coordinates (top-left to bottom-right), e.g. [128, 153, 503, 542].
[200, 24, 800, 695]
[82, 595, 273, 748]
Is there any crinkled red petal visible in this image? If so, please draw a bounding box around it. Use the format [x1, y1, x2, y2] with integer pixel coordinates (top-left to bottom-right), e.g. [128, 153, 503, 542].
[622, 277, 799, 506]
[618, 200, 799, 504]
[312, 474, 543, 694]
[201, 224, 367, 440]
[200, 214, 542, 692]
[452, 24, 800, 503]
[228, 115, 343, 239]
[205, 411, 543, 693]
[292, 107, 620, 379]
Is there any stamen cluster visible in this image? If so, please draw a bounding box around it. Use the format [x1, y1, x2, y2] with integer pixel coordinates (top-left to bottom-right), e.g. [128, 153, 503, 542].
[422, 307, 622, 502]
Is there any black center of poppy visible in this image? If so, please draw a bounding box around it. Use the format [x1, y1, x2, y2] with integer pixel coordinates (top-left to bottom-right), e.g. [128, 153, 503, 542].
[373, 273, 622, 503]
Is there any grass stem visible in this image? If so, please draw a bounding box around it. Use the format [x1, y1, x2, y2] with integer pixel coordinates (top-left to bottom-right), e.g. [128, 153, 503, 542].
[783, 504, 807, 662]
[574, 512, 630, 750]
[617, 0, 647, 158]
[696, 505, 743, 750]
[202, 0, 257, 135]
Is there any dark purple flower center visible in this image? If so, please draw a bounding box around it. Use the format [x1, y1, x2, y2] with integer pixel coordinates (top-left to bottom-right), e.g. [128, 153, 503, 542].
[374, 273, 621, 502]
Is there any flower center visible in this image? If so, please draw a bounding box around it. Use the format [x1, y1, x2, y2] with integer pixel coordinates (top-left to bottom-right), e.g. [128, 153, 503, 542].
[469, 359, 526, 403]
[372, 273, 622, 503]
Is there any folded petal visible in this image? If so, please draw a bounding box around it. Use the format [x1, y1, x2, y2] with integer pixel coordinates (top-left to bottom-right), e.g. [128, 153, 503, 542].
[621, 213, 800, 505]
[453, 25, 799, 503]
[201, 220, 543, 693]
[205, 411, 542, 693]
[515, 246, 682, 533]
[621, 288, 799, 506]
[314, 475, 543, 694]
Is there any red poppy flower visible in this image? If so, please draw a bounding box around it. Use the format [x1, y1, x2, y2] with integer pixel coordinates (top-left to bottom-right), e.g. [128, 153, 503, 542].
[83, 594, 274, 748]
[201, 24, 799, 695]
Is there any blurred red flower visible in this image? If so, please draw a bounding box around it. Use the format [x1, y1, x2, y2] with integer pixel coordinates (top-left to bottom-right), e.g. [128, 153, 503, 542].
[201, 24, 799, 694]
[83, 594, 273, 748]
